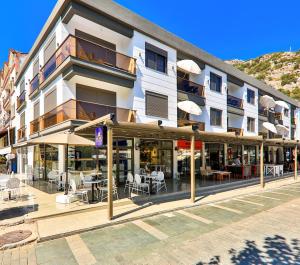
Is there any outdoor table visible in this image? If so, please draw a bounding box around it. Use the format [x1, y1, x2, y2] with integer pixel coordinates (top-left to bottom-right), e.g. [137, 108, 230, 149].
[211, 171, 231, 182]
[83, 179, 102, 203]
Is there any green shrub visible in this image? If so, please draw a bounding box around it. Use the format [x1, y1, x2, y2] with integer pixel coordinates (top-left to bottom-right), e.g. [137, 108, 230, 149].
[281, 73, 298, 86]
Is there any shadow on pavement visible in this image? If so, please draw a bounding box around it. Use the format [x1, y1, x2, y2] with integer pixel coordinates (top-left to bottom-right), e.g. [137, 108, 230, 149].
[0, 204, 39, 221]
[196, 234, 300, 265]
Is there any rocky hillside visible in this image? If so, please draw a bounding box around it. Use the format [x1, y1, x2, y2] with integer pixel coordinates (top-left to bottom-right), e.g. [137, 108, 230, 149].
[225, 51, 300, 101]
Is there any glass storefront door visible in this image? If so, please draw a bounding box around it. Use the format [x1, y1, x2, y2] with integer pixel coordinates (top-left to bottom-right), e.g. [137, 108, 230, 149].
[205, 143, 224, 170]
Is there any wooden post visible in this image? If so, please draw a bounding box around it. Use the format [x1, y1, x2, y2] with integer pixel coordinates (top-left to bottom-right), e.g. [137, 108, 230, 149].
[201, 142, 206, 168]
[224, 143, 228, 166]
[295, 145, 298, 180]
[107, 126, 113, 220]
[260, 142, 264, 188]
[190, 135, 195, 203]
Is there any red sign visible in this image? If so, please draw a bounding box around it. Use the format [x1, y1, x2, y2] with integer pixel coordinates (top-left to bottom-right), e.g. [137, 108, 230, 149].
[177, 140, 202, 150]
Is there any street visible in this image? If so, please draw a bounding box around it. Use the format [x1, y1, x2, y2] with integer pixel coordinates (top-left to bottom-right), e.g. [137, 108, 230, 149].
[2, 183, 300, 264]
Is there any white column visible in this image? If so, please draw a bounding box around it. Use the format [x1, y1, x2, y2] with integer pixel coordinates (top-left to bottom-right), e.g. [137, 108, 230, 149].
[133, 138, 140, 175]
[58, 145, 66, 173]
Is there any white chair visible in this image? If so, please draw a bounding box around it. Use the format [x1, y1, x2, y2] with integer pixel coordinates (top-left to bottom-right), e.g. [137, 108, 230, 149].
[124, 172, 134, 192]
[6, 178, 21, 200]
[99, 177, 119, 202]
[58, 172, 67, 191]
[132, 174, 150, 195]
[152, 171, 167, 193]
[48, 171, 59, 186]
[69, 179, 89, 203]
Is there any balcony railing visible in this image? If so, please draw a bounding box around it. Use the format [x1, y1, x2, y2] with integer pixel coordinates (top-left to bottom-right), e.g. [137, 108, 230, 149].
[17, 90, 26, 110]
[30, 35, 136, 89]
[29, 74, 39, 97]
[228, 127, 243, 136]
[30, 99, 136, 135]
[258, 107, 268, 116]
[227, 95, 243, 109]
[177, 118, 205, 131]
[17, 126, 26, 141]
[177, 77, 205, 97]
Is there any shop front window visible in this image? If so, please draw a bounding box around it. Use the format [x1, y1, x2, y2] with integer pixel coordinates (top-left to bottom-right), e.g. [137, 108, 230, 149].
[205, 143, 224, 170]
[140, 140, 173, 178]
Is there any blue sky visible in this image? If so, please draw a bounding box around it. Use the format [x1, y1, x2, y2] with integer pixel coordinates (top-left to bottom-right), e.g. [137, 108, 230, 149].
[1, 0, 300, 66]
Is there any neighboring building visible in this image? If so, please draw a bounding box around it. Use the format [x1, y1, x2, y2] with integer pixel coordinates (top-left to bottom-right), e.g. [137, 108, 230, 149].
[0, 50, 27, 172]
[0, 0, 299, 184]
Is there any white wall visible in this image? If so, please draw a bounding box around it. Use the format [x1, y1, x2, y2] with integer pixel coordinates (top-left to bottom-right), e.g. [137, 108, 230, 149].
[131, 31, 177, 127]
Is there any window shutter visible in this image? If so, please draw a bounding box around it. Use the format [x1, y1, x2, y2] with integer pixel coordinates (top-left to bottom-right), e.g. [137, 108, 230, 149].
[146, 91, 168, 119]
[20, 79, 25, 93]
[33, 101, 40, 120]
[33, 58, 39, 77]
[20, 112, 25, 127]
[44, 35, 56, 64]
[44, 88, 57, 113]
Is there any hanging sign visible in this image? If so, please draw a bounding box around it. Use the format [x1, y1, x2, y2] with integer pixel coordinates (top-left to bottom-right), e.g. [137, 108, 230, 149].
[177, 140, 202, 150]
[95, 126, 107, 148]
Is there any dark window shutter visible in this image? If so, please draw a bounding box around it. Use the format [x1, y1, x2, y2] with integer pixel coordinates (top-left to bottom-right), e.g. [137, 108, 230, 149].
[44, 35, 56, 64]
[44, 88, 57, 113]
[20, 79, 25, 93]
[146, 91, 168, 119]
[76, 85, 116, 106]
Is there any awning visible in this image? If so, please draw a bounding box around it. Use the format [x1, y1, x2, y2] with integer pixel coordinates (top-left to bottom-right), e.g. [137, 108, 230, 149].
[0, 146, 11, 155]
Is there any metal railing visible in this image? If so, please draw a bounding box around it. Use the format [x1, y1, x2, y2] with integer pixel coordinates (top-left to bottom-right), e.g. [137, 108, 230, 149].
[30, 99, 136, 135]
[28, 35, 136, 92]
[227, 95, 243, 109]
[177, 77, 205, 97]
[17, 90, 26, 110]
[228, 127, 244, 136]
[17, 126, 26, 141]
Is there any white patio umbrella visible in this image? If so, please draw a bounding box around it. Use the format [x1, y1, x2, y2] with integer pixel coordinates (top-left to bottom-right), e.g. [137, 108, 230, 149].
[260, 95, 276, 109]
[177, 60, 201, 75]
[275, 100, 289, 113]
[178, 100, 202, 115]
[28, 131, 95, 194]
[263, 122, 277, 134]
[276, 124, 289, 136]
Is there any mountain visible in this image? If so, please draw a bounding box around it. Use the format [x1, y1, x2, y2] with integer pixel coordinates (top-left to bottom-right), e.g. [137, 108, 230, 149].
[225, 51, 300, 101]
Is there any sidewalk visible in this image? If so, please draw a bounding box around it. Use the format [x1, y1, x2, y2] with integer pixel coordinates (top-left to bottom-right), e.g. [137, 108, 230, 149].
[36, 176, 300, 241]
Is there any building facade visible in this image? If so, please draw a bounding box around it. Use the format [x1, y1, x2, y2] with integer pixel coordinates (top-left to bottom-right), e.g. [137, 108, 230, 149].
[0, 0, 299, 185]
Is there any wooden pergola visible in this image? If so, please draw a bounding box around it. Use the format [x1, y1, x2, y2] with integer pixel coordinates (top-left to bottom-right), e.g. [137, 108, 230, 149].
[74, 117, 300, 220]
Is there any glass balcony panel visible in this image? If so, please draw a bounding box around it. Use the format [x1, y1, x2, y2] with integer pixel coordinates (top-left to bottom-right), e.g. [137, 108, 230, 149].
[227, 95, 243, 109]
[177, 77, 204, 97]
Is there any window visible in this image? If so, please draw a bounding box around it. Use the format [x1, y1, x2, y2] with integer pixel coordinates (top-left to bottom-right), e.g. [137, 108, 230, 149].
[247, 89, 255, 104]
[20, 79, 25, 93]
[145, 43, 167, 73]
[44, 88, 57, 113]
[210, 72, 222, 93]
[20, 112, 25, 128]
[145, 91, 168, 118]
[247, 117, 255, 132]
[33, 58, 39, 78]
[44, 35, 56, 64]
[284, 108, 289, 117]
[210, 108, 222, 126]
[33, 101, 40, 120]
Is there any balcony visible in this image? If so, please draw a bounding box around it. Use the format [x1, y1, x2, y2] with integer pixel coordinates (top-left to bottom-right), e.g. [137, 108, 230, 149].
[227, 95, 243, 109]
[177, 77, 205, 106]
[17, 126, 26, 142]
[227, 95, 244, 116]
[17, 90, 26, 111]
[177, 118, 205, 131]
[259, 107, 268, 116]
[29, 74, 39, 98]
[28, 35, 136, 94]
[30, 99, 136, 135]
[228, 127, 243, 136]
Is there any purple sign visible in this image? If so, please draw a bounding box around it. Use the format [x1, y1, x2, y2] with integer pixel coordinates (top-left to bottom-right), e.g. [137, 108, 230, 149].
[95, 127, 104, 148]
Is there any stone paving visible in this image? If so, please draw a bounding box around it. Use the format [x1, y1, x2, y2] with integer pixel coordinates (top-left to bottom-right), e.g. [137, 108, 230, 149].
[1, 182, 300, 264]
